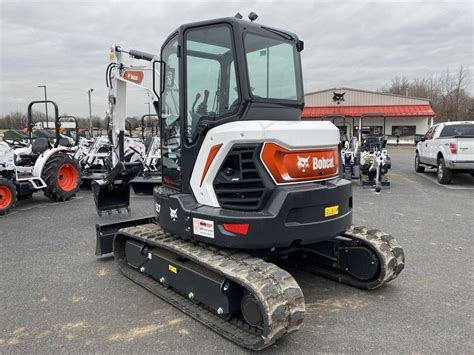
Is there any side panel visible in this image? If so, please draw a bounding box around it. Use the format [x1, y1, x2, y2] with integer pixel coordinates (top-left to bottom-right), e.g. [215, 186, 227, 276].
[190, 120, 340, 207]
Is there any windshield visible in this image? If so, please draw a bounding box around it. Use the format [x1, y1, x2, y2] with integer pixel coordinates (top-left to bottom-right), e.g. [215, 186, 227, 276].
[440, 124, 474, 138]
[244, 33, 302, 100]
[185, 25, 239, 144]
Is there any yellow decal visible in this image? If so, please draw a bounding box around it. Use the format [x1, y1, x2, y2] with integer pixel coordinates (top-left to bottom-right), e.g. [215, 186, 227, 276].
[325, 205, 339, 217]
[109, 52, 115, 61]
[168, 264, 177, 274]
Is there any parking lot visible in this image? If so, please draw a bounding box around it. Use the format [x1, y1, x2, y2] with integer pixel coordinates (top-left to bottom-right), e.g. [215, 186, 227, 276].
[1, 146, 472, 353]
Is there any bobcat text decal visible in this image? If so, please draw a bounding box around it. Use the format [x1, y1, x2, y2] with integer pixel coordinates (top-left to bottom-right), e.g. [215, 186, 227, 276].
[122, 70, 144, 84]
[262, 143, 339, 184]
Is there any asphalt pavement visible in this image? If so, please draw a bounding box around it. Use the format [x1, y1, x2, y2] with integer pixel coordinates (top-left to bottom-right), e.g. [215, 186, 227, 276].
[1, 146, 473, 353]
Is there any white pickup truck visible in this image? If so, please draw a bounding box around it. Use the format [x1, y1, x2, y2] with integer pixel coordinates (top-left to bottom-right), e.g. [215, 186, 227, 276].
[415, 121, 474, 184]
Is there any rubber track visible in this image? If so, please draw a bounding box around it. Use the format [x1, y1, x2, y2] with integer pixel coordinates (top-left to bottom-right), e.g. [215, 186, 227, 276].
[114, 224, 305, 350]
[300, 225, 405, 289]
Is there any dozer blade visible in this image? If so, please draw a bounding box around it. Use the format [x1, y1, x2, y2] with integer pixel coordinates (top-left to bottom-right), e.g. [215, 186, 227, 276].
[92, 179, 131, 215]
[95, 215, 156, 256]
[130, 175, 162, 195]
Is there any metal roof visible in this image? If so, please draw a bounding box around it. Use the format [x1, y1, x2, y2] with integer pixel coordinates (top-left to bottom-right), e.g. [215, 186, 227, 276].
[302, 104, 435, 118]
[304, 87, 431, 102]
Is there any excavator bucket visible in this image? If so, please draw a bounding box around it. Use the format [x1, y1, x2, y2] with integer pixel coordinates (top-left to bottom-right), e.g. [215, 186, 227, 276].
[92, 161, 142, 215]
[130, 175, 162, 195]
[92, 179, 131, 215]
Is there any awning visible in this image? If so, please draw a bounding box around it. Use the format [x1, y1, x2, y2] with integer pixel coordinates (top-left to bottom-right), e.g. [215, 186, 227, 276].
[302, 104, 435, 118]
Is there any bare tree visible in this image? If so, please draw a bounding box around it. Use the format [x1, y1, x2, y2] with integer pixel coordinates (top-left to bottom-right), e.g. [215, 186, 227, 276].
[381, 65, 472, 123]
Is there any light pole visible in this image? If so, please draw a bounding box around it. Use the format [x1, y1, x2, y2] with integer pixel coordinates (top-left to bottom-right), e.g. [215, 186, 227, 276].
[37, 85, 48, 128]
[88, 89, 94, 135]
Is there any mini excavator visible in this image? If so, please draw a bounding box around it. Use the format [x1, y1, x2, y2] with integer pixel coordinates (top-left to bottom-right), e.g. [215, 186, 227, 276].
[94, 14, 405, 350]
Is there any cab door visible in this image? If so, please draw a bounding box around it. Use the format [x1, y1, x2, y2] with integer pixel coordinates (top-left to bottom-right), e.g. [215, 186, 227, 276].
[160, 35, 182, 189]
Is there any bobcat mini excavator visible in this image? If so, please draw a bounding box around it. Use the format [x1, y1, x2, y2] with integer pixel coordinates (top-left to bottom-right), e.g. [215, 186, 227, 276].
[94, 14, 405, 350]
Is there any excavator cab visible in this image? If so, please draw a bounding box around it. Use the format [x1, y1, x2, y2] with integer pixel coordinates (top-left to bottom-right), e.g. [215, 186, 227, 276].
[158, 18, 305, 193]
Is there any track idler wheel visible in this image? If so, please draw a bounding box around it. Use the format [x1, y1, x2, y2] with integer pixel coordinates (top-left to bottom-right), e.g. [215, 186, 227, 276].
[241, 294, 264, 327]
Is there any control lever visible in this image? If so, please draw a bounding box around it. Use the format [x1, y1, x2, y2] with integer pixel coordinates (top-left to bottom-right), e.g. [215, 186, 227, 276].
[196, 90, 209, 115]
[192, 92, 201, 113]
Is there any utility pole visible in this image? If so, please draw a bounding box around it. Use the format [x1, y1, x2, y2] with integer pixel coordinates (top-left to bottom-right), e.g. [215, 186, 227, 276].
[37, 85, 48, 128]
[88, 88, 94, 135]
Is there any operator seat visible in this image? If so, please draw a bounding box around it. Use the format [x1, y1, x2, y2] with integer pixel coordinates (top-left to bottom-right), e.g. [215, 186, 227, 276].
[31, 137, 50, 154]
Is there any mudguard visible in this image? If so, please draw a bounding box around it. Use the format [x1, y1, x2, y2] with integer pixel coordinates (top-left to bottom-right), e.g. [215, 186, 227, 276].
[32, 147, 72, 177]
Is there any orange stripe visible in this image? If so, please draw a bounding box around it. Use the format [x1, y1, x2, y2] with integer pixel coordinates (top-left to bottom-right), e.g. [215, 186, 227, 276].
[200, 144, 223, 187]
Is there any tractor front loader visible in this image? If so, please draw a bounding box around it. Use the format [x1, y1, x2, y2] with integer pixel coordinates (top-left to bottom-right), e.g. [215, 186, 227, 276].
[93, 14, 405, 350]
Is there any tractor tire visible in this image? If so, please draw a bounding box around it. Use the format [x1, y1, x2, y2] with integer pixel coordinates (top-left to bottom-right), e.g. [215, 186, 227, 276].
[0, 177, 17, 215]
[42, 153, 81, 202]
[414, 152, 425, 173]
[437, 157, 452, 184]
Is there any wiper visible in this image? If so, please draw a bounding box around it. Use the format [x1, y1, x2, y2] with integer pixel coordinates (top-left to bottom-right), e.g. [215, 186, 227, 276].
[454, 135, 474, 138]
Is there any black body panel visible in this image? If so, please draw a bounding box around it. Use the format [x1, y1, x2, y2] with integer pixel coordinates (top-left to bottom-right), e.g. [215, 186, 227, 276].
[213, 144, 273, 211]
[154, 178, 352, 249]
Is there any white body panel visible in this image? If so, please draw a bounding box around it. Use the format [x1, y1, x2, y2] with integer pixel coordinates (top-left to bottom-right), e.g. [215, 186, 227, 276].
[190, 120, 340, 207]
[0, 143, 15, 170]
[32, 147, 71, 177]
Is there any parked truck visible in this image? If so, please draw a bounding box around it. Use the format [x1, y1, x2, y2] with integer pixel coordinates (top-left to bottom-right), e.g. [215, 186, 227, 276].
[415, 121, 474, 184]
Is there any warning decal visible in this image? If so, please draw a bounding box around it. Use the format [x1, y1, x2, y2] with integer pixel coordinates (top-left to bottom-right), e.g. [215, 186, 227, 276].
[193, 218, 214, 239]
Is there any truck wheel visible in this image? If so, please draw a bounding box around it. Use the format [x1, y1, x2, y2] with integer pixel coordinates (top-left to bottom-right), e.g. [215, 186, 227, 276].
[437, 158, 452, 184]
[0, 177, 17, 215]
[42, 153, 81, 202]
[415, 152, 425, 173]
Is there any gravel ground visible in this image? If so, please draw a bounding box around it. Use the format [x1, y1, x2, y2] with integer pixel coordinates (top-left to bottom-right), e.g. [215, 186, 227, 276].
[1, 146, 473, 354]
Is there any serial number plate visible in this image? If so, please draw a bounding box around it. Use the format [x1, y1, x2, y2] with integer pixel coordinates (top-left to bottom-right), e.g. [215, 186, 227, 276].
[168, 264, 177, 274]
[324, 205, 339, 217]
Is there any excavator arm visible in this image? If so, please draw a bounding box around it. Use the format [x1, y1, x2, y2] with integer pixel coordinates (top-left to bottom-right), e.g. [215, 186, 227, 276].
[92, 46, 161, 215]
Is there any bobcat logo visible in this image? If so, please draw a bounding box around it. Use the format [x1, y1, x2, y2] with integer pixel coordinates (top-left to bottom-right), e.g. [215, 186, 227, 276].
[332, 92, 345, 104]
[169, 207, 178, 221]
[296, 155, 310, 172]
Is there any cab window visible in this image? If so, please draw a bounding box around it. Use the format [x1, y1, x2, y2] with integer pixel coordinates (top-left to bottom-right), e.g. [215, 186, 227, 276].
[185, 25, 239, 144]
